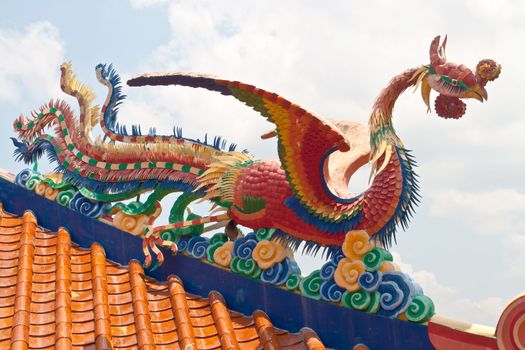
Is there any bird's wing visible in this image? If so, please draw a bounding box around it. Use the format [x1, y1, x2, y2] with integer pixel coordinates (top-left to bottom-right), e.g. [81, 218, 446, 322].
[128, 73, 361, 220]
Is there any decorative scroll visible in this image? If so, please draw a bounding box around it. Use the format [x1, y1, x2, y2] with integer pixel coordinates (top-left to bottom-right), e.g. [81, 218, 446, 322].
[112, 211, 150, 236]
[377, 272, 415, 318]
[285, 274, 302, 290]
[358, 271, 382, 292]
[300, 271, 323, 300]
[363, 248, 393, 271]
[334, 259, 366, 292]
[253, 240, 287, 270]
[211, 241, 234, 267]
[342, 230, 373, 261]
[342, 290, 381, 313]
[406, 295, 435, 323]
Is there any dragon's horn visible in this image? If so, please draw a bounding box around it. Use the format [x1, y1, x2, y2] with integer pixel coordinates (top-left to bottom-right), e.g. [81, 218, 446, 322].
[430, 35, 447, 68]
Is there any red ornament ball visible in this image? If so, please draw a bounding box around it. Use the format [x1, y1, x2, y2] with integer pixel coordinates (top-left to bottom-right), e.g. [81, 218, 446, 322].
[434, 94, 466, 119]
[476, 59, 501, 85]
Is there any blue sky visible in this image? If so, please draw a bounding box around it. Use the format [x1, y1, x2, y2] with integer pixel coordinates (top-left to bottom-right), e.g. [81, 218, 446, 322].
[1, 0, 524, 326]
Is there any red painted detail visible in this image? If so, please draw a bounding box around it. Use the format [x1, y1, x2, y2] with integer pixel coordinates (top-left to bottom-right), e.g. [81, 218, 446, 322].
[263, 91, 278, 102]
[276, 96, 291, 109]
[435, 62, 477, 89]
[428, 321, 497, 350]
[496, 293, 525, 350]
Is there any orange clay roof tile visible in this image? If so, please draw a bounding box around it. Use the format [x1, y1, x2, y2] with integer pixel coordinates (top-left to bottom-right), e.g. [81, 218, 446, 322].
[0, 204, 326, 349]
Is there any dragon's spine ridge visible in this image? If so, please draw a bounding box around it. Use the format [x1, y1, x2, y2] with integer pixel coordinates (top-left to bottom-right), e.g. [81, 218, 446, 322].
[96, 63, 240, 153]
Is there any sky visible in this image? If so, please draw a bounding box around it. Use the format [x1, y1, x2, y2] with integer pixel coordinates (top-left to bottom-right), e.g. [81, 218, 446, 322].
[1, 0, 524, 327]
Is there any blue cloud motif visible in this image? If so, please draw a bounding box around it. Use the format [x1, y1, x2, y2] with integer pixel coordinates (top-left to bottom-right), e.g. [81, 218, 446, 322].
[320, 259, 338, 281]
[15, 168, 34, 187]
[177, 236, 192, 253]
[358, 271, 383, 292]
[68, 192, 109, 219]
[188, 236, 210, 259]
[320, 279, 345, 302]
[233, 232, 257, 259]
[377, 272, 416, 318]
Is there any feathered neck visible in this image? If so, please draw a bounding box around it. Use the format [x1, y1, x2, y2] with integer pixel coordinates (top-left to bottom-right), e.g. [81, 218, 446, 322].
[368, 67, 427, 171]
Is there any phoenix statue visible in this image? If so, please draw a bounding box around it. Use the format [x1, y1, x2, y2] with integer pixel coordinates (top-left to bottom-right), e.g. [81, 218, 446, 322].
[12, 36, 500, 267]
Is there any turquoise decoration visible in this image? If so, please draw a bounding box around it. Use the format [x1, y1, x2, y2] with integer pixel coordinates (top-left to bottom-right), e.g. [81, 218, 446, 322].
[255, 227, 274, 241]
[56, 188, 76, 206]
[299, 271, 322, 300]
[160, 229, 176, 242]
[363, 247, 393, 271]
[230, 256, 261, 279]
[406, 295, 435, 323]
[342, 290, 381, 313]
[285, 274, 302, 290]
[210, 233, 229, 245]
[206, 235, 227, 263]
[25, 174, 41, 190]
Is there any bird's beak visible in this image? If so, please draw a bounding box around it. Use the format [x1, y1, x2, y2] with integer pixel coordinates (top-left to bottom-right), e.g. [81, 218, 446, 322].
[465, 85, 488, 102]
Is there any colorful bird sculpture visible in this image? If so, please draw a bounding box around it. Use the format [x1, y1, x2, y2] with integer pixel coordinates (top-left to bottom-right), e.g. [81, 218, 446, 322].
[12, 36, 500, 266]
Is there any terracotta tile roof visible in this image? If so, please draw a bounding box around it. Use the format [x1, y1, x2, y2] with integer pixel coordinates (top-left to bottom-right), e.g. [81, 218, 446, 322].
[0, 205, 326, 349]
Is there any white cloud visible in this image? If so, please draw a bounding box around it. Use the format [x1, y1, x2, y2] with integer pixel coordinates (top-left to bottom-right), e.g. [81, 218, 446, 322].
[129, 0, 167, 9]
[429, 189, 525, 235]
[0, 22, 64, 104]
[503, 234, 525, 276]
[429, 189, 525, 278]
[392, 252, 504, 326]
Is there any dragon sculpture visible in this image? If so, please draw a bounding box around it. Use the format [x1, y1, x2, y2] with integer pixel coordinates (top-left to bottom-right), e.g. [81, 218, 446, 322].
[11, 35, 500, 268]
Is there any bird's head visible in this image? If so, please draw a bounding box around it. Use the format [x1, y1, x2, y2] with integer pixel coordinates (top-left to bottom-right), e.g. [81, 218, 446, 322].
[416, 35, 501, 119]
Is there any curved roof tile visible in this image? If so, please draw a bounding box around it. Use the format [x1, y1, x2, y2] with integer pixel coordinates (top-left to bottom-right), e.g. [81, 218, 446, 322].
[0, 204, 325, 349]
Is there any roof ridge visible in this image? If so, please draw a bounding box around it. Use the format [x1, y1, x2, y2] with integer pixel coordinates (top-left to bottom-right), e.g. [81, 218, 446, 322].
[10, 210, 36, 350]
[55, 227, 73, 349]
[168, 275, 197, 349]
[91, 242, 113, 349]
[209, 291, 240, 350]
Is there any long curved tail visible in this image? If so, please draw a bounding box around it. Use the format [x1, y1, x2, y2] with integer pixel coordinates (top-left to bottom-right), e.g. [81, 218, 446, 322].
[12, 63, 250, 196]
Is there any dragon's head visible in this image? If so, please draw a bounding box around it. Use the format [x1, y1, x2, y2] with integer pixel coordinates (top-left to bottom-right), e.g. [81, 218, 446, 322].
[417, 35, 501, 119]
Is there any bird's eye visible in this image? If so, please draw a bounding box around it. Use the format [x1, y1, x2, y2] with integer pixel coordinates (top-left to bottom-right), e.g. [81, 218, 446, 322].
[438, 75, 468, 95]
